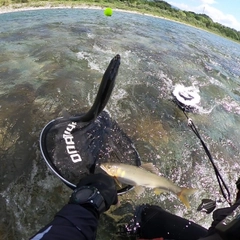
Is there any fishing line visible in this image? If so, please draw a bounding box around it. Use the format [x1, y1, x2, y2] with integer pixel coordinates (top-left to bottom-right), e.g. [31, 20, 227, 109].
[182, 110, 232, 206]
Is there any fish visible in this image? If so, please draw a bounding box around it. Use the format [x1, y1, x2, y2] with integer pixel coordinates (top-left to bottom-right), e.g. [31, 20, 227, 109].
[100, 162, 197, 208]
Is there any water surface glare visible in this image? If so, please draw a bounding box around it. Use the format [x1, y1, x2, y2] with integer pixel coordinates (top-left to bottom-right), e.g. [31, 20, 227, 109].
[0, 8, 240, 239]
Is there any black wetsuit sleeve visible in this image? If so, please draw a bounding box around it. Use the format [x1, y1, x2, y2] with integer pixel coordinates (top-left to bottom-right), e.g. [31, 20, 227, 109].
[139, 205, 207, 240]
[30, 204, 98, 240]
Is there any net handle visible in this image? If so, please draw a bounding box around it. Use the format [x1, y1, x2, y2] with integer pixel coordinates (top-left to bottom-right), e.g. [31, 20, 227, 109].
[70, 54, 121, 122]
[39, 54, 137, 194]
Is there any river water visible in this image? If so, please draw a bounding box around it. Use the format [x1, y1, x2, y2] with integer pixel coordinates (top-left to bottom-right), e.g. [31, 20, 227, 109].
[0, 8, 240, 239]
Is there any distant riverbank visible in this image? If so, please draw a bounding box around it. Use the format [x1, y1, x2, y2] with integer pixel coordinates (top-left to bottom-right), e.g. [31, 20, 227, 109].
[0, 2, 225, 44]
[0, 3, 198, 31]
[0, 2, 169, 20]
[0, 1, 239, 43]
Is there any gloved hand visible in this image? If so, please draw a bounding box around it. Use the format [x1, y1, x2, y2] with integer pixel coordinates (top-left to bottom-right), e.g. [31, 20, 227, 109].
[69, 173, 118, 215]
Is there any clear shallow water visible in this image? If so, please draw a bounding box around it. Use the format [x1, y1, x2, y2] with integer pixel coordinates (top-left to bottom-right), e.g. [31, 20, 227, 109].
[0, 8, 240, 239]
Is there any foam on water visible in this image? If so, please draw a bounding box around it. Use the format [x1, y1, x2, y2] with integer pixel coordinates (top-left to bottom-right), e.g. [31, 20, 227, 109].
[219, 96, 240, 115]
[173, 84, 201, 106]
[172, 84, 214, 114]
[76, 51, 103, 72]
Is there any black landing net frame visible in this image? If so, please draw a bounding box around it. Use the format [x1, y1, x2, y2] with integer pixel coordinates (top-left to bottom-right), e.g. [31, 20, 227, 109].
[39, 54, 141, 194]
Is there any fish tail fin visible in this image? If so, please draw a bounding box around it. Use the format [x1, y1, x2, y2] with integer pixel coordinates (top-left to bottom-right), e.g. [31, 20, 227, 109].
[177, 188, 198, 209]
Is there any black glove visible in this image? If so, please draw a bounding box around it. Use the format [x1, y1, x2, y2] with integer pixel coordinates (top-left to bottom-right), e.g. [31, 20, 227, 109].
[69, 173, 118, 216]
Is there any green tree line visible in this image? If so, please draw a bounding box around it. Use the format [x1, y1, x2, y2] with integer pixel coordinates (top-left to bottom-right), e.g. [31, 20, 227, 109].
[125, 0, 240, 42]
[1, 0, 240, 42]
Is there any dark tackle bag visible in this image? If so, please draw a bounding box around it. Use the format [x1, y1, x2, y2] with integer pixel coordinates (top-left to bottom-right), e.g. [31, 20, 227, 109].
[39, 55, 141, 194]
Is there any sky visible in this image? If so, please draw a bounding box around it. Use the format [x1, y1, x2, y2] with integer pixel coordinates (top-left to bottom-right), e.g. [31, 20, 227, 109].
[167, 0, 240, 31]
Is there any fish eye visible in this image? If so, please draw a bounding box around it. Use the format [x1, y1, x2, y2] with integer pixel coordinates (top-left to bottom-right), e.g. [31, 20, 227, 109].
[105, 165, 111, 170]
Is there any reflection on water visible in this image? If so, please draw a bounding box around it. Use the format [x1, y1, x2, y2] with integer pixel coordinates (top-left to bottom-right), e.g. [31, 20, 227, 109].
[0, 8, 240, 239]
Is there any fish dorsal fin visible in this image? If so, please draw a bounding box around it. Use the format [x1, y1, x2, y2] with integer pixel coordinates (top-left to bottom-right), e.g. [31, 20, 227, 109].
[140, 162, 159, 175]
